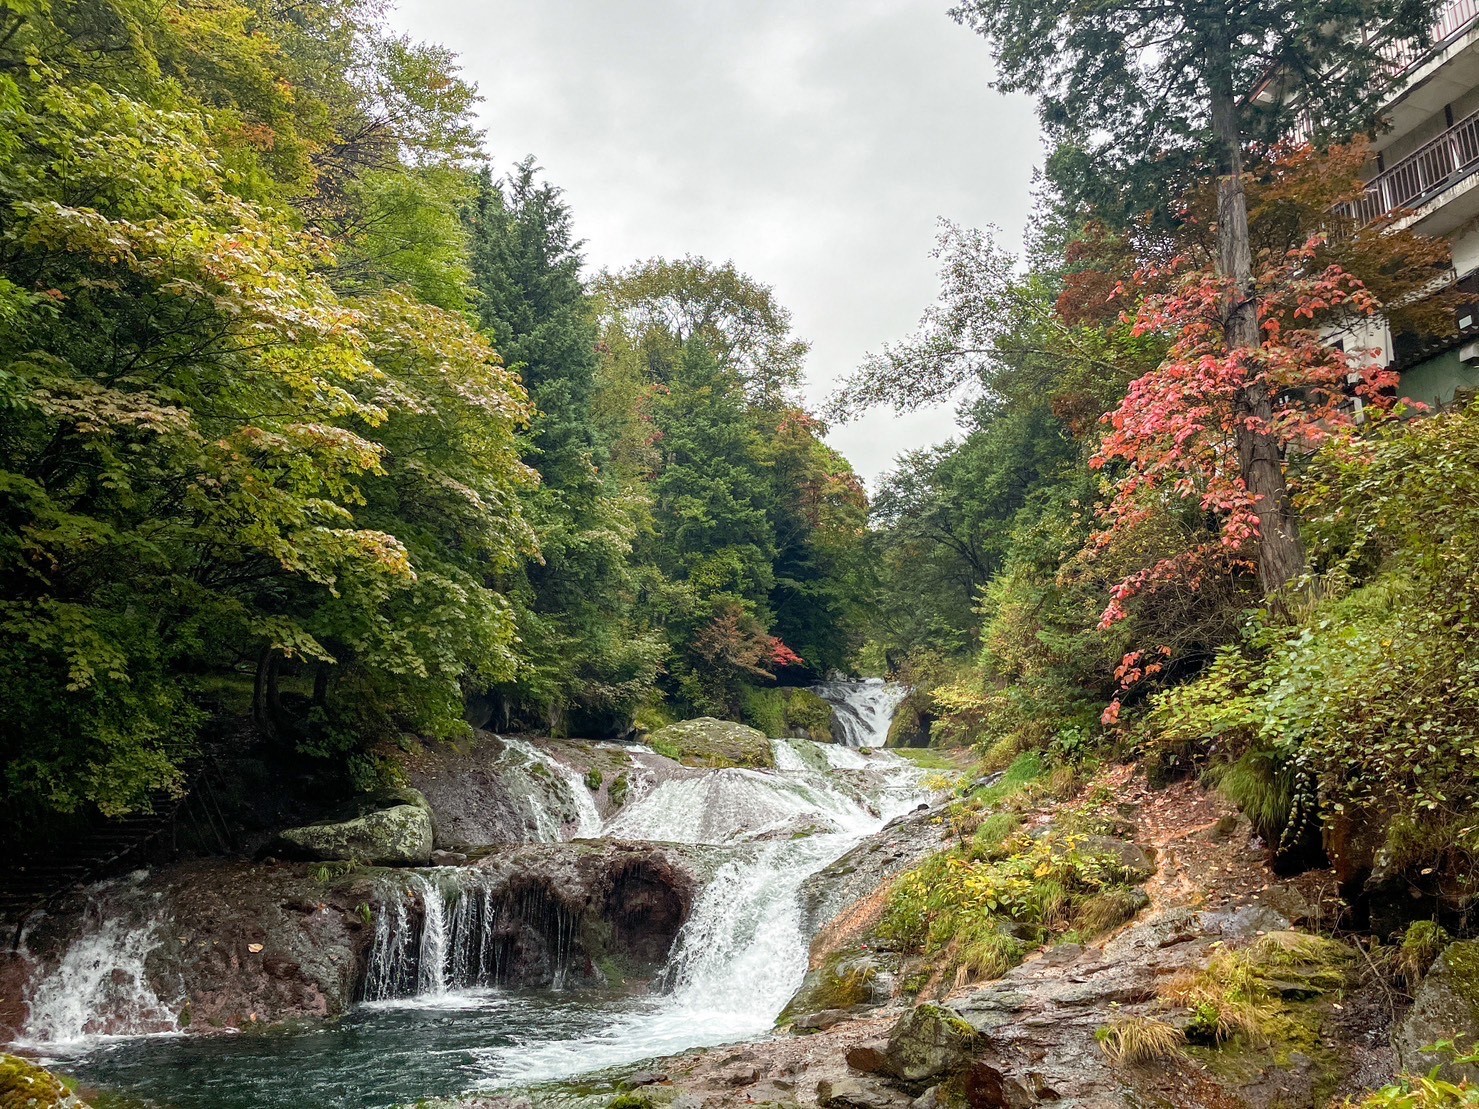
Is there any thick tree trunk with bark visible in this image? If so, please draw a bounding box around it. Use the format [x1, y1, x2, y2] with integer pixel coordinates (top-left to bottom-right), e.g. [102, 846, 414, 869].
[1210, 80, 1307, 597]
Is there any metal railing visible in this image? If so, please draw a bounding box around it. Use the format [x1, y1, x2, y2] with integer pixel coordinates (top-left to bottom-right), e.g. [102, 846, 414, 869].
[1374, 0, 1479, 83]
[1348, 107, 1479, 222]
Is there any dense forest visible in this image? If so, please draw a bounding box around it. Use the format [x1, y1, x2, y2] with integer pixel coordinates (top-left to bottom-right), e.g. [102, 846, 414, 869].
[0, 0, 867, 835]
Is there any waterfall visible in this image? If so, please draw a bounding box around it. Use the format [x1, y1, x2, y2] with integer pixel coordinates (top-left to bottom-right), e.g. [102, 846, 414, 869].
[359, 869, 579, 1002]
[603, 766, 869, 844]
[18, 897, 179, 1046]
[495, 737, 604, 840]
[812, 677, 909, 747]
[472, 745, 934, 1084]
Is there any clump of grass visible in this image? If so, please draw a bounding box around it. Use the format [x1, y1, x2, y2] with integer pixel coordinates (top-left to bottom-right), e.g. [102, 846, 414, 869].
[878, 803, 1146, 984]
[1097, 1015, 1186, 1065]
[1399, 920, 1451, 986]
[1077, 887, 1147, 935]
[1163, 931, 1352, 1046]
[958, 931, 1028, 980]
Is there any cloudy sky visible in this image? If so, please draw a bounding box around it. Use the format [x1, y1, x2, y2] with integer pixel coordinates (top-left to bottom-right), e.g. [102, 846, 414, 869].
[391, 0, 1042, 485]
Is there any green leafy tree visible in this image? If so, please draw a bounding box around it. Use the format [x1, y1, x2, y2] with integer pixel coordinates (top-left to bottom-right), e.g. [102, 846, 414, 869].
[464, 160, 658, 734]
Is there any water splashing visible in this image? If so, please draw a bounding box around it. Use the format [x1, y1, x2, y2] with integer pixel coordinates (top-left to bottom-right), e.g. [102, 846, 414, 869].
[495, 737, 604, 840]
[812, 678, 909, 747]
[18, 894, 179, 1046]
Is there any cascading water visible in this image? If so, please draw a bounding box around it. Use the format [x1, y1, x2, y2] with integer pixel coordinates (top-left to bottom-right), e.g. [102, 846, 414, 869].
[360, 870, 581, 1002]
[495, 737, 605, 840]
[29, 721, 936, 1107]
[469, 738, 931, 1085]
[813, 677, 909, 747]
[16, 881, 180, 1047]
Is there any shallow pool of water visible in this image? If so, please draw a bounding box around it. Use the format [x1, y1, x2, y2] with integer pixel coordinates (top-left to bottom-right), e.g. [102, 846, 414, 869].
[46, 991, 692, 1108]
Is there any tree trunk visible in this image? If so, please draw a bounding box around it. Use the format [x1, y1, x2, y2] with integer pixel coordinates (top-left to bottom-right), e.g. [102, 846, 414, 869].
[1209, 80, 1307, 598]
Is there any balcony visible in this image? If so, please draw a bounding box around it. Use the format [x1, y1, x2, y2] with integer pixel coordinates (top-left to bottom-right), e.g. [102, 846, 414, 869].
[1348, 107, 1479, 223]
[1375, 0, 1479, 84]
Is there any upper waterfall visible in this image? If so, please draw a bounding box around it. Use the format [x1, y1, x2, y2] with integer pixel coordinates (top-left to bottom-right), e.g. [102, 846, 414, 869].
[811, 678, 909, 747]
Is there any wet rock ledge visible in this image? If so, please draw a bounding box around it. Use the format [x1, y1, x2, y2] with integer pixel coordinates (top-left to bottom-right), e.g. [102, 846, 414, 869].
[1, 840, 720, 1041]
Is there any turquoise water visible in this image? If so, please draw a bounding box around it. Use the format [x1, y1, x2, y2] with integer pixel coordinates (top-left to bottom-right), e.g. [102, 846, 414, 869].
[48, 991, 658, 1108]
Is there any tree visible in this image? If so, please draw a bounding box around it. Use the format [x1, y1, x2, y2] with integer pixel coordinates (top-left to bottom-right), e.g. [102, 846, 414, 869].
[595, 256, 808, 406]
[1078, 145, 1455, 631]
[950, 0, 1440, 596]
[463, 160, 658, 735]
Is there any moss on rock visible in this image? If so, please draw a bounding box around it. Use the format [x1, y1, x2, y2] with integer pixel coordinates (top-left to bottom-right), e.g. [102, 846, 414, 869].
[267, 789, 434, 866]
[778, 949, 879, 1026]
[1395, 939, 1479, 1084]
[0, 1055, 89, 1108]
[643, 718, 774, 769]
[782, 689, 834, 743]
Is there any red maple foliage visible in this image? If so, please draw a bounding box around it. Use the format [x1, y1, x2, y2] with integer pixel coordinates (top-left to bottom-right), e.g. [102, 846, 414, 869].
[1088, 236, 1397, 629]
[769, 639, 806, 669]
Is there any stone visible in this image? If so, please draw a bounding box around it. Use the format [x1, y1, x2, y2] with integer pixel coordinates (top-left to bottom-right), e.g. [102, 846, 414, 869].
[846, 1042, 890, 1074]
[626, 1070, 668, 1087]
[817, 1075, 910, 1108]
[882, 1003, 980, 1085]
[959, 1059, 1034, 1109]
[1200, 904, 1291, 942]
[1079, 835, 1155, 882]
[792, 1007, 858, 1032]
[643, 718, 775, 768]
[1394, 940, 1479, 1084]
[270, 797, 433, 867]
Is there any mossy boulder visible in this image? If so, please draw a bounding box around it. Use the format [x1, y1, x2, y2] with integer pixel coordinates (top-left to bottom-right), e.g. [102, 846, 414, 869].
[644, 718, 774, 769]
[782, 688, 834, 743]
[0, 1054, 90, 1107]
[1395, 940, 1479, 1083]
[879, 1003, 980, 1085]
[779, 949, 884, 1027]
[267, 787, 434, 866]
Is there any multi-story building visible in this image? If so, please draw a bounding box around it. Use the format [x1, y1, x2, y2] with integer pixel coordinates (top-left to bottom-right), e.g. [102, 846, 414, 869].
[1349, 0, 1479, 408]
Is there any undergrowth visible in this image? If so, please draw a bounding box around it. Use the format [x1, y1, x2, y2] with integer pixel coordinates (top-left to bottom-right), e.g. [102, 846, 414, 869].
[1163, 931, 1352, 1049]
[876, 755, 1146, 984]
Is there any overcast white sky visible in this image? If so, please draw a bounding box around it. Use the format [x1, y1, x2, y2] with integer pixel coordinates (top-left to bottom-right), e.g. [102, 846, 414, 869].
[390, 0, 1041, 486]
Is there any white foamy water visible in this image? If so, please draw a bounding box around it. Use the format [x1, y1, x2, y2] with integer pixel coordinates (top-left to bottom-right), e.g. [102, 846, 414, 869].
[19, 901, 179, 1047]
[21, 714, 938, 1098]
[473, 744, 932, 1085]
[496, 736, 604, 840]
[813, 678, 909, 747]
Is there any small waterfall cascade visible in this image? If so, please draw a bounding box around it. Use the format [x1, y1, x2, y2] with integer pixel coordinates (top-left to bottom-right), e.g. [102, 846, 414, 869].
[812, 677, 909, 747]
[495, 736, 604, 840]
[475, 743, 935, 1083]
[17, 890, 179, 1046]
[360, 871, 580, 1002]
[19, 731, 941, 1103]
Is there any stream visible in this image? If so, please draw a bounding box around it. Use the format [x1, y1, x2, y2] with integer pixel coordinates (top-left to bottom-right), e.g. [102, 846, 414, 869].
[12, 682, 927, 1108]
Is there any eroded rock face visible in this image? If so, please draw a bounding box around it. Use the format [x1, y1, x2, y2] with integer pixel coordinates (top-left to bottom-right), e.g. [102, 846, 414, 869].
[1395, 940, 1479, 1083]
[6, 841, 720, 1042]
[644, 718, 775, 769]
[268, 791, 434, 867]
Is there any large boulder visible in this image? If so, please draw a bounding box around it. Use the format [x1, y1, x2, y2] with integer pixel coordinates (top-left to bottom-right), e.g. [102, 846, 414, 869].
[879, 1003, 981, 1086]
[1394, 940, 1479, 1083]
[268, 788, 434, 866]
[644, 718, 774, 769]
[781, 688, 834, 743]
